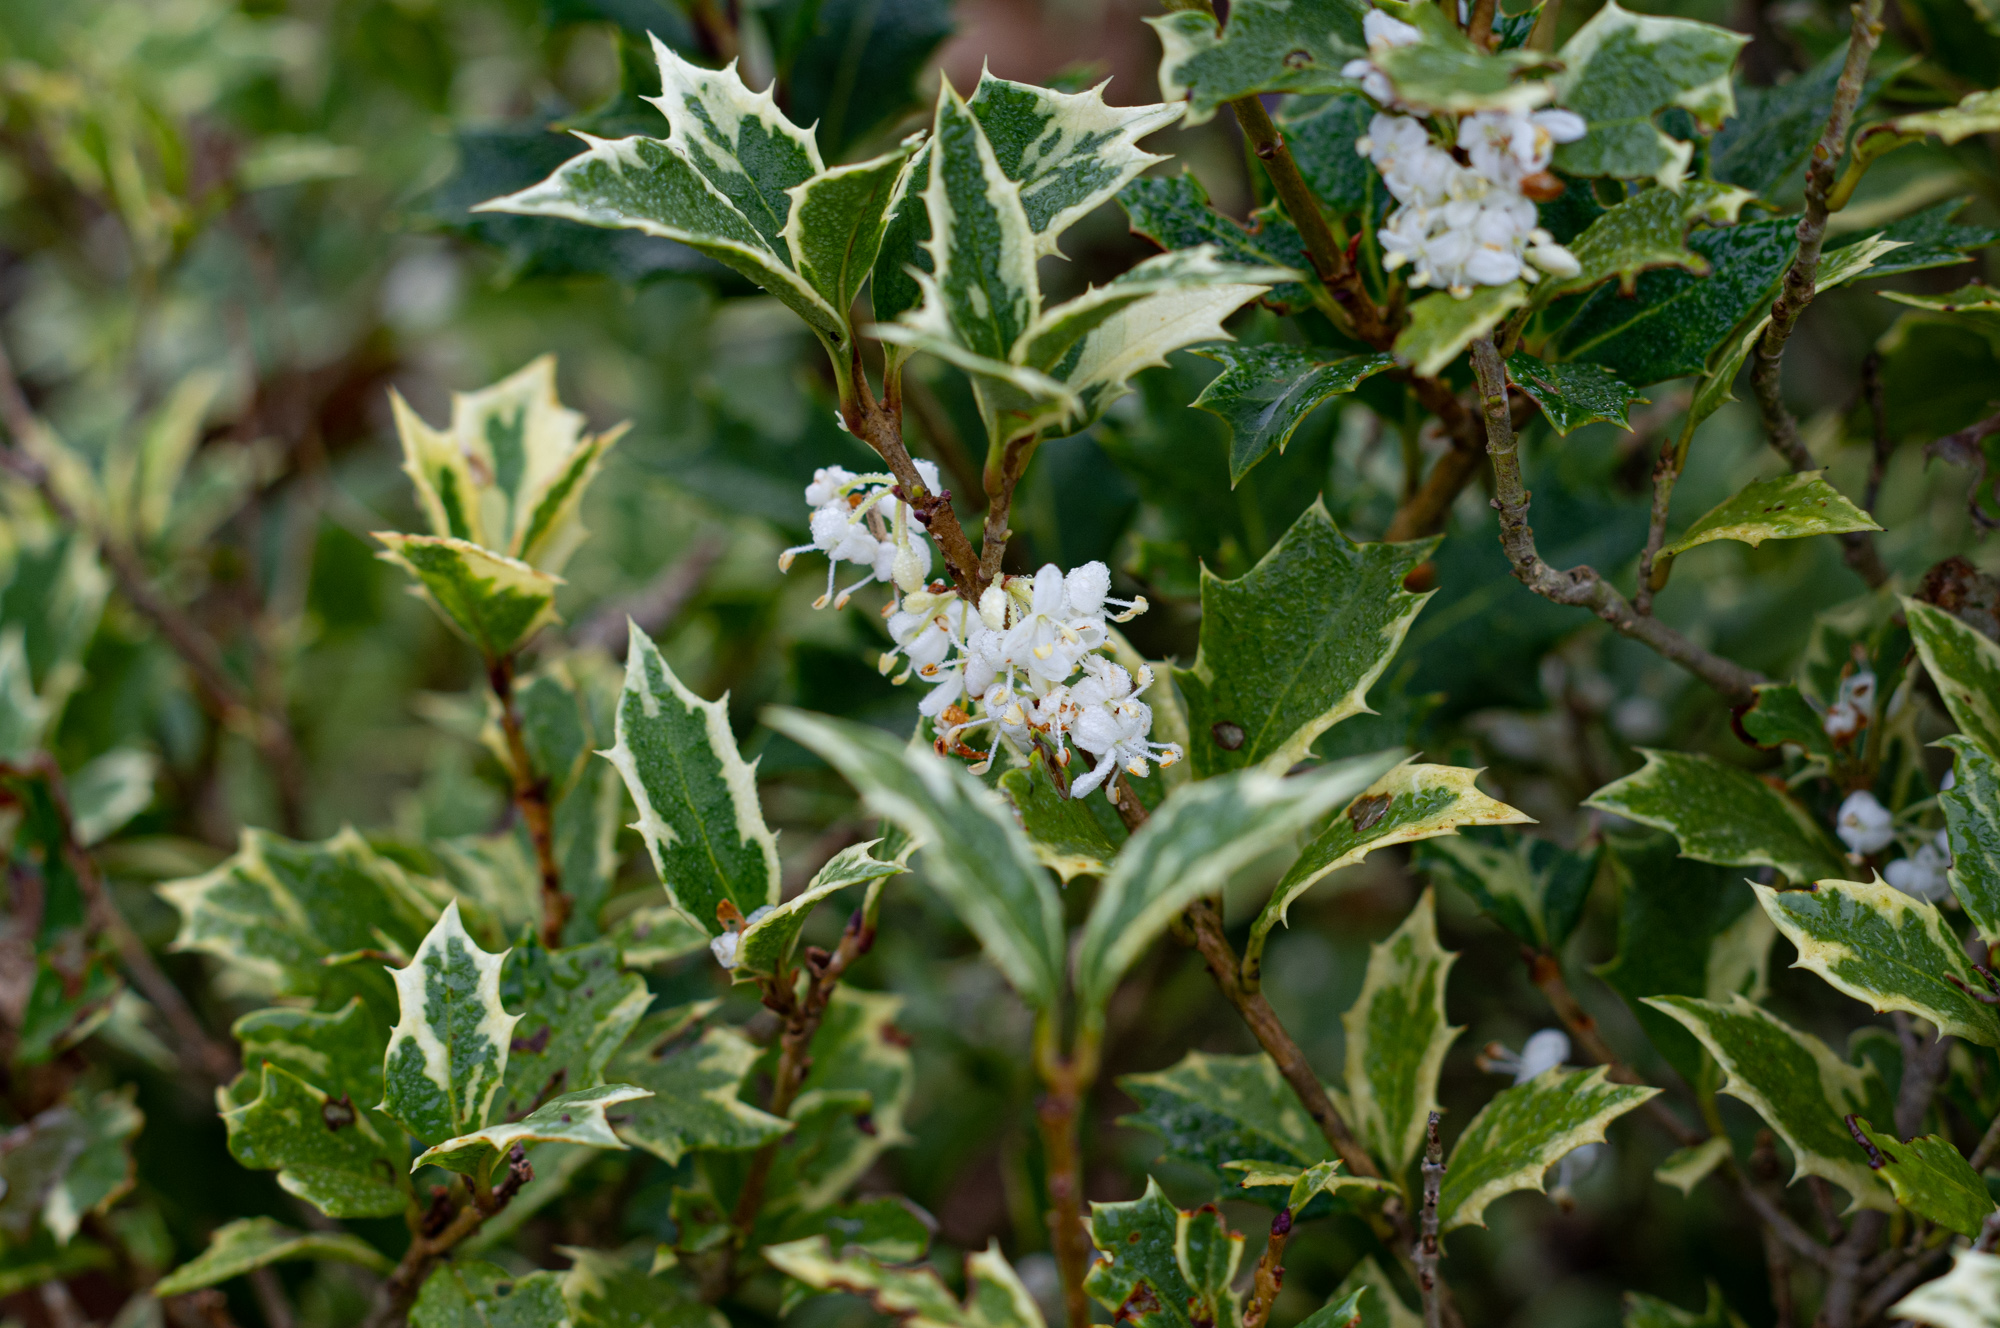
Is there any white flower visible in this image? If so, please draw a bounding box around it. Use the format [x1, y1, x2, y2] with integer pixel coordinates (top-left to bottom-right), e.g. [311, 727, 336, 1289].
[1836, 790, 1895, 856]
[1482, 1028, 1571, 1083]
[780, 465, 939, 608]
[709, 905, 774, 968]
[1363, 8, 1421, 46]
[1068, 659, 1182, 799]
[1885, 841, 1952, 901]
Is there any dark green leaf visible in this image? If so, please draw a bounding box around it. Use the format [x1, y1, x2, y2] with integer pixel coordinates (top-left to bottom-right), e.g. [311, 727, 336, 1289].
[1118, 1051, 1323, 1192]
[1148, 0, 1368, 125]
[1176, 500, 1437, 779]
[1848, 1117, 1997, 1237]
[411, 1261, 568, 1328]
[1710, 48, 1850, 195]
[1119, 174, 1316, 315]
[1506, 354, 1647, 435]
[1583, 749, 1847, 884]
[1191, 345, 1397, 485]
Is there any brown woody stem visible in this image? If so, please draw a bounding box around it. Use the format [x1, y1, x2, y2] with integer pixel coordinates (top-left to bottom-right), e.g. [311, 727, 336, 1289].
[487, 654, 567, 948]
[1470, 339, 1766, 702]
[727, 906, 880, 1272]
[1035, 1031, 1098, 1328]
[1241, 1208, 1293, 1328]
[361, 1150, 532, 1328]
[1415, 1112, 1445, 1328]
[843, 341, 987, 597]
[0, 755, 238, 1086]
[1749, 0, 1889, 590]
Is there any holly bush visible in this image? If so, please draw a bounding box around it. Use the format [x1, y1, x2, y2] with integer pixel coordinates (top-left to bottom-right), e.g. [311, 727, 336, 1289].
[2, 1, 1999, 1327]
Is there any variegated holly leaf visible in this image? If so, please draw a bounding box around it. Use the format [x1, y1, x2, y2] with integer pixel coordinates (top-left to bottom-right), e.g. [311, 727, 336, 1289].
[38, 1089, 140, 1245]
[382, 901, 521, 1146]
[561, 1249, 726, 1328]
[1941, 736, 2000, 944]
[1893, 1249, 2000, 1328]
[1119, 1051, 1325, 1193]
[1550, 2, 1748, 187]
[222, 1000, 402, 1218]
[765, 1238, 1046, 1328]
[1226, 1158, 1397, 1210]
[1085, 1179, 1244, 1328]
[1646, 994, 1893, 1208]
[155, 1218, 390, 1296]
[1583, 749, 1846, 884]
[375, 533, 562, 662]
[731, 838, 911, 980]
[1394, 283, 1529, 378]
[1594, 835, 1772, 1086]
[158, 827, 442, 1016]
[389, 355, 623, 574]
[1299, 1289, 1372, 1328]
[1191, 345, 1397, 485]
[784, 145, 918, 322]
[1368, 1, 1557, 114]
[1848, 1117, 1996, 1238]
[967, 74, 1180, 257]
[1662, 471, 1881, 557]
[1654, 1138, 1733, 1196]
[1439, 1066, 1658, 1230]
[1118, 174, 1316, 315]
[1907, 599, 2000, 760]
[1073, 755, 1396, 1025]
[413, 1083, 651, 1174]
[1148, 0, 1368, 125]
[1177, 500, 1437, 780]
[605, 625, 779, 938]
[870, 75, 1183, 333]
[1415, 826, 1599, 953]
[1545, 217, 1794, 388]
[1532, 185, 1709, 305]
[223, 1060, 409, 1218]
[758, 987, 915, 1214]
[412, 1261, 569, 1328]
[1345, 890, 1460, 1180]
[477, 41, 844, 340]
[1755, 878, 2000, 1047]
[999, 749, 1125, 882]
[761, 1195, 934, 1268]
[608, 1009, 790, 1165]
[1890, 88, 2000, 145]
[495, 938, 651, 1122]
[611, 905, 711, 969]
[1259, 763, 1533, 960]
[1506, 355, 1647, 436]
[764, 708, 1065, 1012]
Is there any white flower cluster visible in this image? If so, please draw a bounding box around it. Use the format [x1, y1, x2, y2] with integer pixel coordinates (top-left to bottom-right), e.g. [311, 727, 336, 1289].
[1479, 1030, 1603, 1192]
[780, 463, 939, 609]
[780, 468, 1182, 800]
[1822, 669, 1877, 743]
[1346, 10, 1586, 297]
[1835, 788, 1954, 902]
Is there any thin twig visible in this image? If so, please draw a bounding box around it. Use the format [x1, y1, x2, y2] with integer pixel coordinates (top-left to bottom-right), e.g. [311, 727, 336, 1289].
[1750, 0, 1888, 589]
[1820, 1210, 1887, 1328]
[487, 655, 567, 947]
[728, 906, 879, 1256]
[1633, 441, 1682, 616]
[902, 373, 986, 510]
[248, 1268, 297, 1328]
[1928, 408, 2000, 531]
[1415, 1112, 1445, 1328]
[1035, 1040, 1097, 1328]
[360, 1150, 531, 1328]
[1968, 1109, 2000, 1172]
[1470, 339, 1766, 701]
[1241, 1208, 1293, 1328]
[849, 342, 986, 597]
[0, 756, 237, 1086]
[1857, 1244, 1950, 1324]
[1763, 1223, 1797, 1328]
[1892, 1012, 1950, 1138]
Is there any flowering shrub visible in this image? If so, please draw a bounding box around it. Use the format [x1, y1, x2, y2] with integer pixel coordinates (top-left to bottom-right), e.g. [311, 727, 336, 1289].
[3, 2, 2000, 1328]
